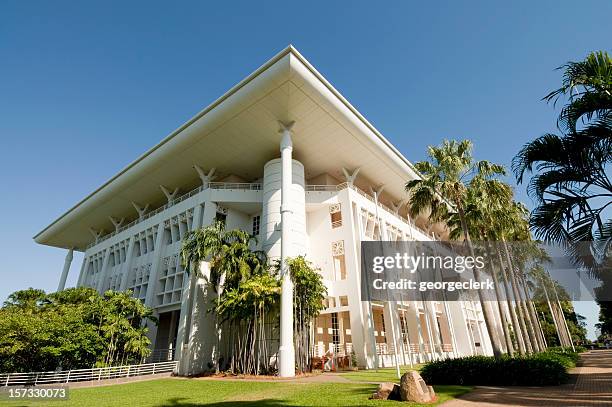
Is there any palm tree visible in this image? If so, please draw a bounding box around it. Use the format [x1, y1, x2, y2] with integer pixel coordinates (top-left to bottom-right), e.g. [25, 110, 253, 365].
[181, 221, 266, 372]
[499, 204, 542, 354]
[446, 177, 516, 355]
[405, 139, 505, 358]
[513, 51, 612, 273]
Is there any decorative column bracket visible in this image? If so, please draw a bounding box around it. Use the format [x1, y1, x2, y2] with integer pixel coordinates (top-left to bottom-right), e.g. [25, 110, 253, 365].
[89, 228, 104, 244]
[160, 185, 180, 203]
[341, 167, 360, 186]
[109, 216, 125, 232]
[194, 165, 216, 188]
[390, 199, 406, 215]
[368, 184, 385, 197]
[132, 202, 150, 220]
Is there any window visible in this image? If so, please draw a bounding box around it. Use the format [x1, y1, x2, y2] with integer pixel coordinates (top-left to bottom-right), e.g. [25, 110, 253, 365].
[325, 296, 336, 308]
[339, 295, 349, 307]
[329, 204, 342, 228]
[252, 215, 261, 236]
[331, 313, 340, 345]
[332, 240, 346, 280]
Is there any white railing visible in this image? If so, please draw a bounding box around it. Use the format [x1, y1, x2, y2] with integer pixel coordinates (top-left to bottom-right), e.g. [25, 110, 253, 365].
[0, 361, 177, 386]
[87, 182, 262, 249]
[305, 183, 348, 192]
[305, 182, 432, 238]
[207, 182, 262, 190]
[87, 179, 431, 250]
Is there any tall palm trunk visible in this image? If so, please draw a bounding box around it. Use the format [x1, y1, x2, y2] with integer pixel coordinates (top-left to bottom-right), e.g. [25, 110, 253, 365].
[540, 276, 566, 347]
[502, 239, 534, 353]
[484, 240, 513, 355]
[458, 207, 503, 358]
[492, 261, 514, 355]
[496, 246, 525, 355]
[515, 271, 541, 352]
[530, 297, 548, 349]
[518, 273, 545, 352]
[550, 281, 576, 351]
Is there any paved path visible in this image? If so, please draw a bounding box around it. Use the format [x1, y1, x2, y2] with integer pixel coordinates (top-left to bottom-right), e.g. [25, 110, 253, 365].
[441, 350, 612, 407]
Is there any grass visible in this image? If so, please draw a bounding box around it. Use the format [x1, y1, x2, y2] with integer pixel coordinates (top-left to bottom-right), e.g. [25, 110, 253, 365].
[339, 365, 423, 383]
[0, 376, 471, 407]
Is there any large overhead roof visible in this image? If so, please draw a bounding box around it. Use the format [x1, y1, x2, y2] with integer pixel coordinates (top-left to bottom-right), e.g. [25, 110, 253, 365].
[34, 45, 422, 251]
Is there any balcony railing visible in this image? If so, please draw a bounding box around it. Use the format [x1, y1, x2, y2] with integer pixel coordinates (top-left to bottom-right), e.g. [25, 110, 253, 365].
[87, 180, 432, 250]
[86, 182, 261, 250]
[306, 182, 432, 238]
[207, 182, 262, 190]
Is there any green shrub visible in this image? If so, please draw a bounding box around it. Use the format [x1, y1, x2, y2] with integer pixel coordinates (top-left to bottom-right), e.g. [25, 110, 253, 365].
[548, 345, 586, 354]
[420, 354, 570, 386]
[538, 351, 576, 369]
[544, 347, 582, 366]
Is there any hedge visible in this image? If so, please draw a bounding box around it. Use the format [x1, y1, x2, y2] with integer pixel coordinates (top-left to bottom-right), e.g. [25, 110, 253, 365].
[420, 353, 574, 386]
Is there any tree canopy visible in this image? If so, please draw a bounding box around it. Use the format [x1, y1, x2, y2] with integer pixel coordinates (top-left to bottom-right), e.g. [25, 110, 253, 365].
[0, 287, 156, 373]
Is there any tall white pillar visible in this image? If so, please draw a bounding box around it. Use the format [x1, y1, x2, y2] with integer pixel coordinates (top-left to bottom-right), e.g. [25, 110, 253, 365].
[175, 202, 203, 374]
[119, 237, 136, 291]
[279, 121, 295, 378]
[57, 248, 74, 291]
[145, 222, 168, 307]
[96, 249, 112, 293]
[76, 255, 89, 287]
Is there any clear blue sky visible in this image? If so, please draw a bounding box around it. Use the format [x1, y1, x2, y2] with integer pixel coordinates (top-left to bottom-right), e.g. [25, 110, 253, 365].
[1, 1, 609, 339]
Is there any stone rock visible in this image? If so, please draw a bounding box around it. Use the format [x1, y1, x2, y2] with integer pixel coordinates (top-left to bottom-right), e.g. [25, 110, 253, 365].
[400, 371, 436, 403]
[370, 382, 401, 400]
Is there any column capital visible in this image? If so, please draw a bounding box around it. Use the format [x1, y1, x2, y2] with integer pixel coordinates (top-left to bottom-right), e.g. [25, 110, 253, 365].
[342, 168, 360, 186]
[369, 184, 385, 197]
[278, 120, 295, 133]
[109, 216, 125, 232]
[160, 185, 180, 203]
[132, 202, 150, 219]
[194, 165, 216, 187]
[279, 121, 295, 151]
[390, 199, 406, 215]
[89, 228, 104, 243]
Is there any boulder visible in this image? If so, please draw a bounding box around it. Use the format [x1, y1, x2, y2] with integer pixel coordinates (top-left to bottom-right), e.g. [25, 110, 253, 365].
[370, 382, 401, 400]
[399, 371, 436, 403]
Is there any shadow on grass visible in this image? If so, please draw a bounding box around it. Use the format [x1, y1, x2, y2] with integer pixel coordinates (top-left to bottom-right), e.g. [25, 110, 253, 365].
[154, 385, 378, 406]
[155, 399, 288, 407]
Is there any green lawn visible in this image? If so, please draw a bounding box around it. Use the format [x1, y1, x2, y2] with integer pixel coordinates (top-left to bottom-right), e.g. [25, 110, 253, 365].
[0, 377, 471, 407]
[339, 365, 424, 383]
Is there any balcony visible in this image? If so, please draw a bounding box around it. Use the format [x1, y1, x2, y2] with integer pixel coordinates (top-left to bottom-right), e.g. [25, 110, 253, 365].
[306, 183, 432, 239]
[86, 182, 262, 250]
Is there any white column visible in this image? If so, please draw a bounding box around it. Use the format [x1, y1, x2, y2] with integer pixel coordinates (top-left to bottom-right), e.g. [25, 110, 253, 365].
[354, 202, 379, 369]
[76, 255, 89, 287]
[145, 222, 168, 307]
[57, 248, 74, 291]
[175, 203, 203, 373]
[96, 249, 112, 293]
[279, 121, 295, 378]
[119, 237, 136, 291]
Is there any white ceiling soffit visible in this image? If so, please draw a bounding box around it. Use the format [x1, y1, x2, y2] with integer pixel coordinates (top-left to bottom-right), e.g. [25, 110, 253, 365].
[34, 45, 421, 250]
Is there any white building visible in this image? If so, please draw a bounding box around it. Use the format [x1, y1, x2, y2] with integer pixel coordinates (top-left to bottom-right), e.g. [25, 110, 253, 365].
[34, 46, 494, 376]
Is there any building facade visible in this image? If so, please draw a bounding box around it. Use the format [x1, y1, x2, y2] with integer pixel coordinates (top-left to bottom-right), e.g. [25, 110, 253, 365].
[35, 46, 494, 375]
